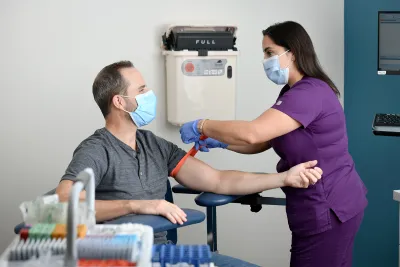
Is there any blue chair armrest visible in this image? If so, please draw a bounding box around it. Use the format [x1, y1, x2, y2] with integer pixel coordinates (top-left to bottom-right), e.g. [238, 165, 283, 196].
[172, 184, 202, 195]
[103, 208, 205, 233]
[173, 185, 242, 207]
[14, 208, 205, 235]
[195, 192, 242, 207]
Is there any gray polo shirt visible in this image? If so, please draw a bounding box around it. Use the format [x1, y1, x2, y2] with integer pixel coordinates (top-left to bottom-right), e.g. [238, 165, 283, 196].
[60, 127, 186, 244]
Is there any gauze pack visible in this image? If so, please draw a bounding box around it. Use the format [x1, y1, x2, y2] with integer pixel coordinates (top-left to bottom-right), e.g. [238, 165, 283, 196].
[19, 194, 90, 225]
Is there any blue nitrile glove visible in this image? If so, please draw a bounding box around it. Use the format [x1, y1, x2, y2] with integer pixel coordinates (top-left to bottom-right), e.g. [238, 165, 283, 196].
[195, 138, 228, 152]
[180, 119, 202, 144]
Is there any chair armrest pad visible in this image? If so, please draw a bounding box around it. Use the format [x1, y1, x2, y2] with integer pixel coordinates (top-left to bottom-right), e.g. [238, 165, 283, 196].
[172, 184, 202, 194]
[103, 208, 205, 233]
[195, 192, 241, 207]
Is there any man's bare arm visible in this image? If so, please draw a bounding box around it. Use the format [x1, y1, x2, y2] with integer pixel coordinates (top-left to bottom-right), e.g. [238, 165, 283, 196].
[55, 180, 187, 224]
[56, 180, 134, 222]
[174, 157, 322, 195]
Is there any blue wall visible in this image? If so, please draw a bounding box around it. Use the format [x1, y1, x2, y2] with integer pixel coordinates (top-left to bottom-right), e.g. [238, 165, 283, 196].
[345, 0, 400, 266]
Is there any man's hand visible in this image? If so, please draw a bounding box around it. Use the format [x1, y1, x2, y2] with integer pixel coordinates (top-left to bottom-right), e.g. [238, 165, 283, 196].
[135, 200, 187, 225]
[284, 160, 323, 188]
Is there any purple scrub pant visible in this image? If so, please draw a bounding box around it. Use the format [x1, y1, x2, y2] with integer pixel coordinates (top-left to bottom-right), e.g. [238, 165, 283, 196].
[290, 209, 364, 267]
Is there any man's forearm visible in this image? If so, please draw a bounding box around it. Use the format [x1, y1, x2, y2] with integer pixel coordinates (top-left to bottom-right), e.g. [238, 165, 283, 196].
[214, 171, 286, 195]
[94, 200, 134, 222]
[56, 181, 151, 223]
[58, 190, 136, 222]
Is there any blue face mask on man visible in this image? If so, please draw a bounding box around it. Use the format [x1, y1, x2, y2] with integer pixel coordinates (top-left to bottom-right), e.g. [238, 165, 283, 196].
[263, 50, 290, 85]
[120, 90, 157, 128]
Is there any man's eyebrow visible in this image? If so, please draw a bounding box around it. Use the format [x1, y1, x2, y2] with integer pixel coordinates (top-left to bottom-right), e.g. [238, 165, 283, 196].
[137, 85, 146, 90]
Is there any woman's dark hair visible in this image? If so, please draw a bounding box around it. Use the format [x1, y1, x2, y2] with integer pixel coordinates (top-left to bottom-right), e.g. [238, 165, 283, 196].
[262, 21, 340, 97]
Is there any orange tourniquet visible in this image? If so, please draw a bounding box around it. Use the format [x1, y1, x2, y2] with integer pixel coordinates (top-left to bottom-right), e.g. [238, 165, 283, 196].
[170, 135, 207, 177]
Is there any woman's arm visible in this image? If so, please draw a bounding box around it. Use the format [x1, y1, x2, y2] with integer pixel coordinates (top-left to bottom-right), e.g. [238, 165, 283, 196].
[227, 142, 271, 154]
[180, 82, 322, 147]
[198, 108, 301, 145]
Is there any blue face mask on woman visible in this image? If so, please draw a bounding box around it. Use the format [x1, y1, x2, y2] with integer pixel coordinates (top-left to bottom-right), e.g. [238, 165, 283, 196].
[263, 50, 290, 85]
[120, 90, 157, 127]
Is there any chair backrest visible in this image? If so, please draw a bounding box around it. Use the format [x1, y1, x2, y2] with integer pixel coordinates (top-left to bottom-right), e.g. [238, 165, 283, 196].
[165, 179, 177, 244]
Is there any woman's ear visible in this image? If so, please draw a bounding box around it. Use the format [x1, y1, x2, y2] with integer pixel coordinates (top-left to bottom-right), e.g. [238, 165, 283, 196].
[291, 52, 296, 62]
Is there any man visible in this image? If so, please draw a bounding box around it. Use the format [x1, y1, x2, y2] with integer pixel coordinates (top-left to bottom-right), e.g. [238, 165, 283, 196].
[56, 61, 322, 266]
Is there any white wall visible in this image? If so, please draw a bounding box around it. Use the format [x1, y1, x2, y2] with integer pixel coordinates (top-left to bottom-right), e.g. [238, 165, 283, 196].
[0, 0, 343, 265]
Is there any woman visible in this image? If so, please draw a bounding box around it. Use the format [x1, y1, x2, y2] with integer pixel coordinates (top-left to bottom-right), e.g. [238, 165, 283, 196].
[179, 21, 368, 267]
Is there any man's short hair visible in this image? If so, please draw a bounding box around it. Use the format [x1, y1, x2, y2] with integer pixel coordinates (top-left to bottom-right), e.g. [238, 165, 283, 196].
[92, 60, 134, 118]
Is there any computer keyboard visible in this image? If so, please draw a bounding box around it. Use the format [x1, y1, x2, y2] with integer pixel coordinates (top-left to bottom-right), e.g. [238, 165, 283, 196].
[372, 113, 400, 136]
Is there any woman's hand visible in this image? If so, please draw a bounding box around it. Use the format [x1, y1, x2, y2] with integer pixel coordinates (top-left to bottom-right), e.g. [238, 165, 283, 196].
[284, 160, 323, 188]
[195, 137, 228, 152]
[180, 119, 202, 144]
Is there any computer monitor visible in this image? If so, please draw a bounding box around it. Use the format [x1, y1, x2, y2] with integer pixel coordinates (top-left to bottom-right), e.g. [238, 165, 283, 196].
[378, 11, 400, 75]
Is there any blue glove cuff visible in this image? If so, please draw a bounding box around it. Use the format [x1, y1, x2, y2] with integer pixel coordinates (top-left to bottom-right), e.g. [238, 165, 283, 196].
[221, 142, 229, 149]
[192, 119, 202, 135]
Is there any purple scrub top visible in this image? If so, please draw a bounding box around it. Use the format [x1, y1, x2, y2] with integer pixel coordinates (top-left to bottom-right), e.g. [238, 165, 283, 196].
[269, 76, 368, 237]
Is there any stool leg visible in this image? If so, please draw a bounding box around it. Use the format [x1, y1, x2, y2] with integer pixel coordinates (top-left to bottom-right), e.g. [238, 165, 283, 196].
[206, 206, 217, 252]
